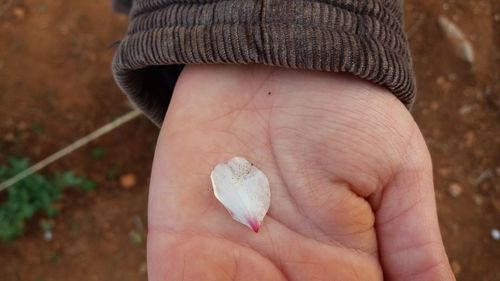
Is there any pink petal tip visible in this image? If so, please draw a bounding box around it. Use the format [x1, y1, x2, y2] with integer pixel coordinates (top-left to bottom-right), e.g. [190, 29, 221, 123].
[248, 219, 260, 233]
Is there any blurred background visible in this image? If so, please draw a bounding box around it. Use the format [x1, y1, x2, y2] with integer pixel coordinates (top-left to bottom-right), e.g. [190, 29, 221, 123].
[0, 0, 498, 280]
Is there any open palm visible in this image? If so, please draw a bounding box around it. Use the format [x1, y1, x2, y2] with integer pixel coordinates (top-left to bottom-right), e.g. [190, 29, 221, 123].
[147, 65, 454, 281]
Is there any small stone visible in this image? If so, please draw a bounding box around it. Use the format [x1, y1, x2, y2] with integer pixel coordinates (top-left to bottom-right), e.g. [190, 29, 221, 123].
[438, 167, 451, 177]
[16, 121, 28, 131]
[438, 16, 475, 64]
[473, 194, 484, 206]
[450, 260, 462, 276]
[430, 101, 440, 111]
[436, 76, 446, 86]
[3, 132, 15, 142]
[458, 104, 474, 115]
[448, 183, 463, 197]
[448, 73, 457, 81]
[43, 231, 53, 241]
[13, 6, 26, 19]
[464, 131, 476, 147]
[120, 173, 137, 189]
[88, 53, 97, 62]
[491, 229, 500, 241]
[435, 76, 452, 92]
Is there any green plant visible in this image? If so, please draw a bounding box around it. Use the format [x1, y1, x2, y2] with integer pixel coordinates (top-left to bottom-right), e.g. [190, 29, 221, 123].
[0, 157, 96, 242]
[90, 147, 106, 159]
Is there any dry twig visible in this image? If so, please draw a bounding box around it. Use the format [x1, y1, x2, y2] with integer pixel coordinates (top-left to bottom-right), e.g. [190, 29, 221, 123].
[407, 14, 426, 40]
[0, 109, 142, 192]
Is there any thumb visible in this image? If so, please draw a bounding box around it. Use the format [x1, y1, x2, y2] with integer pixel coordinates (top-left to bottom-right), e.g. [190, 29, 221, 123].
[374, 126, 455, 281]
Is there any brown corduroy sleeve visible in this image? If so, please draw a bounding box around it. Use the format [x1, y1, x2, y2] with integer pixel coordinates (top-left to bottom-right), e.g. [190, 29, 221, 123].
[112, 0, 415, 127]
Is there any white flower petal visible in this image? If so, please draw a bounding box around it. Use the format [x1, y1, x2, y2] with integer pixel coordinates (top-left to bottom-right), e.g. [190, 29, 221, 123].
[210, 156, 271, 232]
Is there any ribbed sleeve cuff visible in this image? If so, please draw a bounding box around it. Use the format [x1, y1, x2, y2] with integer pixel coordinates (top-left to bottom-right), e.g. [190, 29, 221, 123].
[113, 0, 416, 126]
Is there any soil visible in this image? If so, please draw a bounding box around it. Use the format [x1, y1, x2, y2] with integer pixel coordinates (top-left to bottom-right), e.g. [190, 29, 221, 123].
[0, 0, 498, 281]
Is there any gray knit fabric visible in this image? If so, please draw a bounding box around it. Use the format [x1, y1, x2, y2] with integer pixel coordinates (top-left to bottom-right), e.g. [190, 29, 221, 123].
[112, 0, 415, 127]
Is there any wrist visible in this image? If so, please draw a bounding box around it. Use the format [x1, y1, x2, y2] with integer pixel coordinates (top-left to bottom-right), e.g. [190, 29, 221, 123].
[166, 64, 411, 130]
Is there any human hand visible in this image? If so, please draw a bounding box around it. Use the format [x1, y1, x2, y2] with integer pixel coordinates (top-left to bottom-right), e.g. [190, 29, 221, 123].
[147, 65, 455, 281]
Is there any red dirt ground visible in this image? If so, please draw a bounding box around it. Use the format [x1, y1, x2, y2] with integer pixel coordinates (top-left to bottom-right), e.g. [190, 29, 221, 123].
[0, 0, 498, 280]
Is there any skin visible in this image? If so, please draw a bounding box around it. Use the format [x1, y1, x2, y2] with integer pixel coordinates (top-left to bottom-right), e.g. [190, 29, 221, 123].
[147, 65, 456, 281]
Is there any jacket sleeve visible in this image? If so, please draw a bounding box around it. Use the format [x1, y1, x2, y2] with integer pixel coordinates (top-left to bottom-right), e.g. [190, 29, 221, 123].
[112, 0, 415, 127]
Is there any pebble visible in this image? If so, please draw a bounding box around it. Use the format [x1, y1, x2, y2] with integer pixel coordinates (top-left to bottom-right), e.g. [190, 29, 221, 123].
[458, 104, 474, 115]
[87, 52, 97, 62]
[491, 229, 500, 241]
[438, 167, 451, 177]
[436, 76, 446, 85]
[473, 194, 484, 206]
[435, 76, 452, 92]
[430, 101, 440, 111]
[3, 132, 15, 142]
[16, 121, 28, 131]
[43, 230, 53, 241]
[448, 73, 457, 81]
[120, 173, 137, 189]
[13, 6, 26, 19]
[448, 183, 463, 197]
[438, 16, 475, 64]
[464, 131, 476, 147]
[450, 260, 462, 276]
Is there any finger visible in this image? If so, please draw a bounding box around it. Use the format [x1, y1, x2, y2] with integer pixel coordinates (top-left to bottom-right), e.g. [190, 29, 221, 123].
[148, 214, 382, 281]
[147, 229, 287, 281]
[374, 128, 455, 281]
